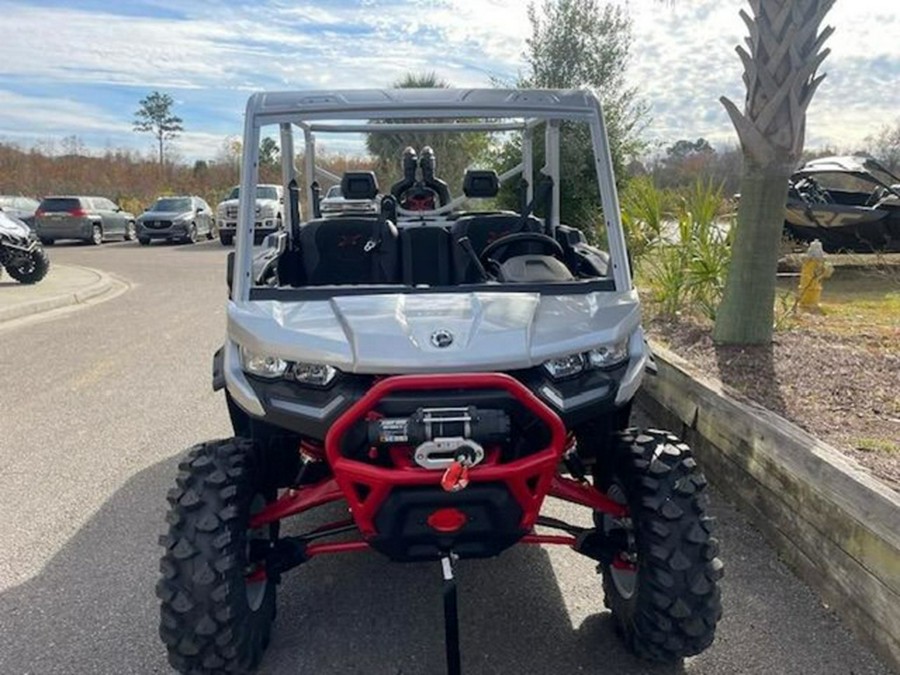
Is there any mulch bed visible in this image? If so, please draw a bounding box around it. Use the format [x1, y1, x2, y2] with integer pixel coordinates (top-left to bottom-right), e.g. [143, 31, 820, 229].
[646, 317, 900, 492]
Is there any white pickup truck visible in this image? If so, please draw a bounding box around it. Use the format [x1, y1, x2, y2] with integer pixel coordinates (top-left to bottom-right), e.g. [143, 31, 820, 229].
[215, 183, 284, 245]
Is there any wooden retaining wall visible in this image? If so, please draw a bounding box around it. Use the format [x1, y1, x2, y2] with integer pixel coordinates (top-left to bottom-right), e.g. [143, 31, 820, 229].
[637, 345, 900, 671]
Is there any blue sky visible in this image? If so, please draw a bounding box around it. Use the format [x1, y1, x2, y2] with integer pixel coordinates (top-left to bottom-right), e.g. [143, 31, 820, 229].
[1, 0, 898, 161]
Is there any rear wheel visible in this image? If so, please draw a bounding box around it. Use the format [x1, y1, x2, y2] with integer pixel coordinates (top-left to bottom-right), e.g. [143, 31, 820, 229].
[157, 438, 277, 674]
[124, 221, 136, 241]
[593, 429, 723, 662]
[90, 224, 103, 245]
[6, 247, 50, 284]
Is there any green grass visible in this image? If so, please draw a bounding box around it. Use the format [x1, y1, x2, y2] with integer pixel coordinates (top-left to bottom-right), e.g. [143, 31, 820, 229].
[853, 437, 900, 454]
[775, 268, 900, 344]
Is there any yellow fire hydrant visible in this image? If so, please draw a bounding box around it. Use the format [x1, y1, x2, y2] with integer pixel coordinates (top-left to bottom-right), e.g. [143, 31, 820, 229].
[798, 239, 833, 311]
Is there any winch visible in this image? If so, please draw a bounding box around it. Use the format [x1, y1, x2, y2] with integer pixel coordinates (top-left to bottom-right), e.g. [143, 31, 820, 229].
[367, 406, 510, 470]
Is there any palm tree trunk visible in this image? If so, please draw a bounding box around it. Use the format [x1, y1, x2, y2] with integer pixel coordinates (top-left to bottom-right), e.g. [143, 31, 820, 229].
[713, 162, 791, 343]
[712, 0, 834, 344]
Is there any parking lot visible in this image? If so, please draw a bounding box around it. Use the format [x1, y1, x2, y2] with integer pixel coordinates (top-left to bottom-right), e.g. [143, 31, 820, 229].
[0, 240, 892, 674]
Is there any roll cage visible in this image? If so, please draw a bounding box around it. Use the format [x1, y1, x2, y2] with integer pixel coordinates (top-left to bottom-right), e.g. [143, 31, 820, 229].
[231, 88, 631, 300]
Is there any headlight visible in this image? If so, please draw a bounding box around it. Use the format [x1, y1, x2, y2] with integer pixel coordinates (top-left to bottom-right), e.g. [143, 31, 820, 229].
[240, 347, 288, 379]
[543, 340, 629, 380]
[543, 354, 585, 379]
[292, 362, 337, 386]
[587, 340, 629, 369]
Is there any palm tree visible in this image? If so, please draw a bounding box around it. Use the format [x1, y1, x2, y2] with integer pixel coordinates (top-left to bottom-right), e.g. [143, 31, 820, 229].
[713, 0, 835, 344]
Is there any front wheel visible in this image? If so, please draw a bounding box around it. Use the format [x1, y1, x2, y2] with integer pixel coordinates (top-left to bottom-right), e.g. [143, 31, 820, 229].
[6, 246, 50, 284]
[594, 429, 723, 662]
[157, 438, 277, 674]
[219, 232, 233, 246]
[182, 224, 198, 244]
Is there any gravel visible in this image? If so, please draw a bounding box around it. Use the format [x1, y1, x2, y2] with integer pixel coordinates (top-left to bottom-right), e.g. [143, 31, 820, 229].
[647, 318, 900, 491]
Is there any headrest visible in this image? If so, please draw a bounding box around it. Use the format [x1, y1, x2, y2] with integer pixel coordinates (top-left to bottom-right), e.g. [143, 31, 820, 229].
[463, 170, 500, 198]
[341, 171, 379, 200]
[420, 146, 436, 179]
[401, 147, 418, 180]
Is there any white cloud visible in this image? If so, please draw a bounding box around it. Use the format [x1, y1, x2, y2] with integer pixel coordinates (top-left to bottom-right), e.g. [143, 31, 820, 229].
[0, 0, 898, 160]
[0, 89, 129, 136]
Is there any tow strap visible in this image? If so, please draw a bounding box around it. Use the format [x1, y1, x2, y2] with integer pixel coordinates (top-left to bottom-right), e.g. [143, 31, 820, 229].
[441, 555, 462, 675]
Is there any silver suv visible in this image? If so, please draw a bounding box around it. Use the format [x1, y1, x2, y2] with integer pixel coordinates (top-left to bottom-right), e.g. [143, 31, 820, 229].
[34, 196, 135, 245]
[136, 195, 215, 245]
[215, 184, 283, 245]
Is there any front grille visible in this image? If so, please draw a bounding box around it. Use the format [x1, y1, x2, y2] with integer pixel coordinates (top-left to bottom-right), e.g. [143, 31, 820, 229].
[145, 220, 171, 229]
[226, 207, 238, 219]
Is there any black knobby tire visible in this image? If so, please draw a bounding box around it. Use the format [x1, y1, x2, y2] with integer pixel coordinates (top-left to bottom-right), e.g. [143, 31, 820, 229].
[157, 438, 277, 674]
[594, 429, 723, 662]
[6, 247, 50, 284]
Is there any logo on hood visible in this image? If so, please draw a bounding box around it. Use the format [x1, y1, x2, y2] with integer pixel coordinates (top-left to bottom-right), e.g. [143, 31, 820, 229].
[430, 329, 454, 349]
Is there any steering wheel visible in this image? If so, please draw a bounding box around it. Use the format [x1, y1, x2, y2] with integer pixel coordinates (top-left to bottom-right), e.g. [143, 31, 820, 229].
[479, 232, 565, 266]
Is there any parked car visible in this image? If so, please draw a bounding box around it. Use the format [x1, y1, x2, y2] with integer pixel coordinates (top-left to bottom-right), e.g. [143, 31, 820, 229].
[0, 196, 40, 226]
[215, 184, 283, 246]
[0, 209, 49, 284]
[319, 184, 379, 216]
[785, 156, 900, 252]
[137, 195, 215, 245]
[33, 196, 136, 245]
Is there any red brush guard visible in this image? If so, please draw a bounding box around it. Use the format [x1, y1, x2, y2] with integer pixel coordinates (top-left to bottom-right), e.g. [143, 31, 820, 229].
[250, 373, 628, 559]
[327, 373, 566, 537]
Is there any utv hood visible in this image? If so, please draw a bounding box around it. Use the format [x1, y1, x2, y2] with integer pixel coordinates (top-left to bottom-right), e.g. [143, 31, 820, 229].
[227, 291, 641, 373]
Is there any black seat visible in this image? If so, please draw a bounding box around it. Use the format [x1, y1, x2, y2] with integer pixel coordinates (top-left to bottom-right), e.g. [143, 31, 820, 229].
[400, 226, 452, 286]
[450, 214, 544, 283]
[299, 217, 399, 285]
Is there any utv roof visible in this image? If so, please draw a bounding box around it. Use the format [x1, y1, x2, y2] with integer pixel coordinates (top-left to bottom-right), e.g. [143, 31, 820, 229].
[246, 88, 605, 125]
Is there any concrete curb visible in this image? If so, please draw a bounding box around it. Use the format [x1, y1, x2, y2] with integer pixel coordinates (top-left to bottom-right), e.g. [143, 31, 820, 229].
[0, 265, 117, 324]
[638, 343, 900, 671]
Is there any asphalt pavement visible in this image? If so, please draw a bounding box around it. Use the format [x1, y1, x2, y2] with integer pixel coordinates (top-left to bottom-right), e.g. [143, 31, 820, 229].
[0, 239, 892, 675]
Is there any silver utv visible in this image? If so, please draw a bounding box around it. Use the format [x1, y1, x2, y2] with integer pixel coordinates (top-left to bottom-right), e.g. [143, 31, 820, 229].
[159, 89, 722, 675]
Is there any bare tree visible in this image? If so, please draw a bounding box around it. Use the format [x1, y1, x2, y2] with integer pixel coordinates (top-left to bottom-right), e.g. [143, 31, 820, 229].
[133, 91, 184, 168]
[864, 120, 900, 173]
[713, 1, 835, 344]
